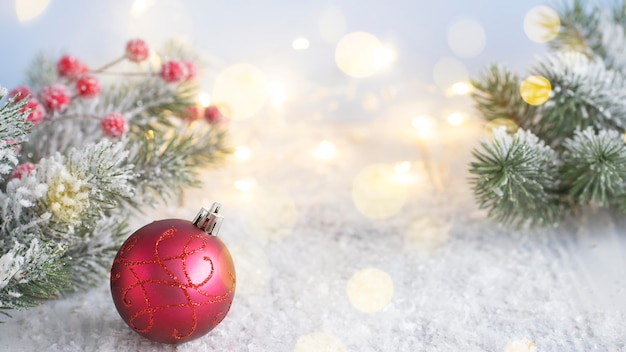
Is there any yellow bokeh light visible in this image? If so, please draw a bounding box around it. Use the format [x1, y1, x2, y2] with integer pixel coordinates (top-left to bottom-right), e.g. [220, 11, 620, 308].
[433, 57, 469, 92]
[292, 37, 310, 50]
[524, 6, 561, 43]
[447, 19, 486, 58]
[395, 161, 412, 174]
[447, 112, 464, 126]
[346, 268, 394, 313]
[240, 186, 298, 241]
[234, 146, 252, 161]
[212, 63, 268, 120]
[294, 332, 346, 352]
[315, 140, 336, 160]
[448, 81, 473, 96]
[352, 164, 408, 219]
[483, 118, 519, 140]
[15, 0, 51, 22]
[267, 81, 287, 107]
[412, 116, 434, 139]
[197, 92, 211, 107]
[234, 178, 257, 193]
[319, 6, 347, 44]
[520, 75, 551, 106]
[131, 0, 155, 17]
[335, 32, 389, 78]
[505, 338, 537, 352]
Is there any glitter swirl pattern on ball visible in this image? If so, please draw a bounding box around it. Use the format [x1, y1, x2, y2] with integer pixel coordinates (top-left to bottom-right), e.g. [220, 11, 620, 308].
[110, 219, 236, 344]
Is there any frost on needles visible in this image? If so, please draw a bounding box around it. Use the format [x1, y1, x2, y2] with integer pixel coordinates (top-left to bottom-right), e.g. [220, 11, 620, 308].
[469, 0, 626, 227]
[0, 39, 230, 319]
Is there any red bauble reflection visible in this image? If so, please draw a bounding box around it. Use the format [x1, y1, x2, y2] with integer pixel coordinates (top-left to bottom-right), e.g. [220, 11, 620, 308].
[110, 219, 236, 344]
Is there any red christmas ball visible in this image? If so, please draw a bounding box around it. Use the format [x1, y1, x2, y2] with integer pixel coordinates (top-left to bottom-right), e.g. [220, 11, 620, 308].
[110, 204, 236, 344]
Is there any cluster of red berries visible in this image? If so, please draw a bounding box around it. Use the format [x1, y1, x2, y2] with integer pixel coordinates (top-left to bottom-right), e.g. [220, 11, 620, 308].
[183, 104, 228, 125]
[7, 38, 199, 139]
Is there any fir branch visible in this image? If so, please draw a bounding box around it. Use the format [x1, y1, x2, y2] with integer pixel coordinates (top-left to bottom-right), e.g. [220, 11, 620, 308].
[547, 0, 600, 57]
[561, 128, 626, 206]
[531, 51, 626, 145]
[470, 65, 536, 127]
[0, 240, 69, 320]
[128, 122, 231, 205]
[469, 128, 562, 227]
[24, 53, 58, 91]
[0, 96, 31, 180]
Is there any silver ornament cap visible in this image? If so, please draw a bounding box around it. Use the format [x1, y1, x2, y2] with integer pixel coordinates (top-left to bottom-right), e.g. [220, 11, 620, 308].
[192, 202, 223, 236]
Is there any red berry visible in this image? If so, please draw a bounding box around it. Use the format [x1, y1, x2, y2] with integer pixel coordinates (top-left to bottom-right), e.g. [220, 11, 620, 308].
[40, 84, 71, 112]
[126, 39, 149, 62]
[184, 61, 197, 81]
[76, 75, 101, 98]
[101, 112, 127, 138]
[11, 162, 36, 179]
[160, 60, 189, 83]
[8, 85, 33, 102]
[6, 139, 21, 155]
[182, 105, 203, 120]
[204, 105, 227, 124]
[58, 55, 88, 79]
[20, 99, 46, 124]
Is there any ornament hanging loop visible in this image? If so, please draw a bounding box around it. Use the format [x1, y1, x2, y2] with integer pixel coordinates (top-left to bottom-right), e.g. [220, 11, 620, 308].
[193, 202, 223, 236]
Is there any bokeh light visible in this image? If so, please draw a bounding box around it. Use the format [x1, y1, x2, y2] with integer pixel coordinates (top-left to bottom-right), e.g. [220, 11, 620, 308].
[292, 37, 310, 50]
[412, 116, 434, 140]
[130, 0, 155, 17]
[520, 75, 551, 106]
[404, 216, 451, 252]
[234, 146, 252, 161]
[433, 57, 469, 92]
[346, 268, 394, 313]
[294, 332, 346, 352]
[447, 19, 486, 58]
[234, 178, 257, 193]
[447, 112, 464, 126]
[240, 186, 298, 241]
[352, 164, 408, 219]
[447, 81, 473, 96]
[483, 118, 519, 140]
[362, 92, 380, 112]
[197, 92, 211, 107]
[505, 338, 537, 352]
[15, 0, 51, 22]
[319, 6, 347, 44]
[315, 140, 336, 160]
[267, 81, 287, 108]
[212, 63, 268, 120]
[524, 6, 561, 43]
[335, 32, 393, 78]
[394, 161, 412, 174]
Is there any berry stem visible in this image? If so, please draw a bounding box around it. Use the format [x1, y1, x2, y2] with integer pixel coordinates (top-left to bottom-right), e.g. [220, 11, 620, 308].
[95, 71, 156, 77]
[91, 56, 126, 73]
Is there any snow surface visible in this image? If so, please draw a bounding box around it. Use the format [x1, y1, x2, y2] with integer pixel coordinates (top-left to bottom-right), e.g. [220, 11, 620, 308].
[1, 118, 625, 352]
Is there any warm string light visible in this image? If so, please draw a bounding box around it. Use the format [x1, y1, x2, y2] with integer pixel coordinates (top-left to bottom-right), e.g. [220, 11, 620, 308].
[234, 146, 252, 161]
[315, 140, 336, 160]
[197, 92, 211, 107]
[234, 178, 257, 193]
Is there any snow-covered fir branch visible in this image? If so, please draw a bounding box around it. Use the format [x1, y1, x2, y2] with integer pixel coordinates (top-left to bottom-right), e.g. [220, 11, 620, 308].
[0, 38, 230, 319]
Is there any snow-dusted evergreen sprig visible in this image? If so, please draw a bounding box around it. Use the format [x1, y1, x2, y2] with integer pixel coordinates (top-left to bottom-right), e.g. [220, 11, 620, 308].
[0, 38, 230, 319]
[470, 65, 537, 126]
[532, 52, 626, 145]
[469, 128, 561, 227]
[0, 91, 30, 178]
[561, 128, 626, 206]
[0, 240, 69, 318]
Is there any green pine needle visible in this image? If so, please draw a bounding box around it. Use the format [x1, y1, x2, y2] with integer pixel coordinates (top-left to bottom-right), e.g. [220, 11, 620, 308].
[469, 128, 561, 227]
[561, 128, 626, 206]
